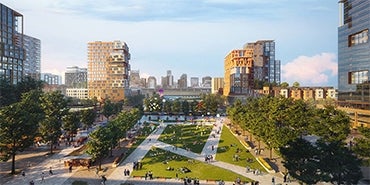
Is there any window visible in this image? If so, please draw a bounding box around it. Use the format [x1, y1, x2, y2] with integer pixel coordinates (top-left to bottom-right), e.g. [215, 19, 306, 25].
[349, 70, 368, 84]
[349, 29, 368, 47]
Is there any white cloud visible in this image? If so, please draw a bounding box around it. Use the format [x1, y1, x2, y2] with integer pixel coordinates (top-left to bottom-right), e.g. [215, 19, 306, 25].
[282, 53, 337, 86]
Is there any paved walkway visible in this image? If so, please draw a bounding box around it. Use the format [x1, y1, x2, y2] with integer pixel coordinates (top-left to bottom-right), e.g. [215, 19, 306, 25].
[106, 118, 299, 185]
[2, 117, 298, 185]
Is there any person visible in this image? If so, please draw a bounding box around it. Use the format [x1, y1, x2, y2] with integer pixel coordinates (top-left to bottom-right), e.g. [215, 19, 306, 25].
[101, 175, 107, 185]
[29, 180, 35, 185]
[21, 171, 25, 177]
[49, 167, 53, 175]
[272, 176, 275, 185]
[41, 172, 45, 183]
[69, 165, 72, 173]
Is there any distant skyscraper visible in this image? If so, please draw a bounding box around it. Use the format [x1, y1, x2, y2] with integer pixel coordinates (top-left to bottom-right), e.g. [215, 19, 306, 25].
[202, 76, 212, 88]
[130, 70, 141, 88]
[41, 73, 61, 85]
[338, 0, 370, 107]
[178, 74, 188, 88]
[65, 66, 87, 88]
[190, 77, 199, 87]
[212, 77, 224, 94]
[0, 3, 24, 84]
[147, 76, 157, 89]
[161, 70, 174, 88]
[87, 40, 130, 102]
[23, 34, 41, 80]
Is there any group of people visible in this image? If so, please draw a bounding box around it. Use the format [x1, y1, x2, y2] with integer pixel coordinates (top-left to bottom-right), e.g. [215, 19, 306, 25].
[183, 177, 199, 185]
[144, 171, 153, 180]
[132, 161, 142, 170]
[123, 168, 130, 176]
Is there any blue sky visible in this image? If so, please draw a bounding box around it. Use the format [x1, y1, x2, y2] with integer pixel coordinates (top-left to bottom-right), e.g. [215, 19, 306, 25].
[3, 0, 339, 87]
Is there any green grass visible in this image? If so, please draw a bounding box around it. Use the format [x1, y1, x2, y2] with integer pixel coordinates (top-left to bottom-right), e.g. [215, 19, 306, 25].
[158, 124, 212, 153]
[131, 147, 252, 183]
[216, 125, 266, 172]
[71, 181, 88, 185]
[122, 122, 159, 161]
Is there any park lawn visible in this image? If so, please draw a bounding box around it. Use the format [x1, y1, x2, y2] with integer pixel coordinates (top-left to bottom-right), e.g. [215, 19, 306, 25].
[158, 124, 212, 154]
[215, 125, 266, 172]
[122, 122, 158, 161]
[130, 147, 252, 183]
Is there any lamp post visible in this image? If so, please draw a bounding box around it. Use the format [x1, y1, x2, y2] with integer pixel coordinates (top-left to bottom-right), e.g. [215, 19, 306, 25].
[162, 99, 166, 119]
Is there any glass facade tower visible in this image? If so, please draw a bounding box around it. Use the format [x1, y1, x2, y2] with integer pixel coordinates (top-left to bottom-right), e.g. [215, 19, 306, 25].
[0, 3, 24, 84]
[338, 0, 370, 108]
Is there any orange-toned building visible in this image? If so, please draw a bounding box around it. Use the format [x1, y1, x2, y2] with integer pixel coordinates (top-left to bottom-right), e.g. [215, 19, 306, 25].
[224, 49, 254, 96]
[87, 41, 130, 102]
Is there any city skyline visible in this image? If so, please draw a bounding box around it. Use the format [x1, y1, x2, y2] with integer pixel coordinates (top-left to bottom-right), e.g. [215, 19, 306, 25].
[3, 0, 338, 87]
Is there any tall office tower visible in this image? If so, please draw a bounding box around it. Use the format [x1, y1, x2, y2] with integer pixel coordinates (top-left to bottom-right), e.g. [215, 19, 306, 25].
[88, 40, 130, 102]
[338, 0, 370, 107]
[147, 76, 157, 89]
[224, 49, 254, 96]
[211, 77, 224, 94]
[202, 76, 212, 88]
[0, 4, 24, 84]
[190, 77, 199, 87]
[161, 70, 174, 88]
[23, 34, 41, 80]
[65, 66, 87, 88]
[130, 70, 141, 88]
[244, 40, 280, 85]
[178, 73, 188, 88]
[41, 73, 61, 85]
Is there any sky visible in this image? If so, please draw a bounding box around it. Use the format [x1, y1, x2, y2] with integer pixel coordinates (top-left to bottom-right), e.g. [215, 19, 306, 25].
[3, 0, 339, 87]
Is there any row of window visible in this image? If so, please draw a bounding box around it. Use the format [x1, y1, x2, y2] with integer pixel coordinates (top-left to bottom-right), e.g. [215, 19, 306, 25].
[348, 29, 368, 47]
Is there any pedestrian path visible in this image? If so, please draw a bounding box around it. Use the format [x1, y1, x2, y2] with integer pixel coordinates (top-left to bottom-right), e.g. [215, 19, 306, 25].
[3, 145, 82, 185]
[106, 118, 299, 185]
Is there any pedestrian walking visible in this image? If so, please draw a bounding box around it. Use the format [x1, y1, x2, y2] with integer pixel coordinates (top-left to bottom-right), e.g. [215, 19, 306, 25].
[272, 176, 275, 185]
[29, 180, 35, 185]
[49, 167, 53, 175]
[21, 171, 25, 177]
[69, 165, 72, 173]
[41, 172, 45, 183]
[101, 175, 107, 185]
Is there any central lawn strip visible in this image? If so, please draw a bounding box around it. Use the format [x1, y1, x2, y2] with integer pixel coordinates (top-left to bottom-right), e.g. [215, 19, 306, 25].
[158, 124, 212, 154]
[216, 125, 266, 172]
[131, 147, 251, 183]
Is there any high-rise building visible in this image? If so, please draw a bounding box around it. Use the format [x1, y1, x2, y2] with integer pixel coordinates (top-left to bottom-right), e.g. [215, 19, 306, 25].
[130, 70, 141, 88]
[202, 76, 212, 88]
[161, 70, 174, 88]
[41, 73, 62, 85]
[23, 34, 41, 80]
[244, 40, 280, 85]
[87, 40, 130, 102]
[147, 76, 157, 89]
[338, 0, 370, 108]
[178, 74, 188, 88]
[0, 4, 24, 84]
[212, 77, 224, 94]
[190, 77, 199, 87]
[224, 49, 254, 96]
[224, 40, 281, 96]
[65, 66, 87, 88]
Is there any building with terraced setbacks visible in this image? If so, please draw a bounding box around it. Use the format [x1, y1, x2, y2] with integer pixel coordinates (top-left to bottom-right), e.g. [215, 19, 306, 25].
[87, 40, 131, 102]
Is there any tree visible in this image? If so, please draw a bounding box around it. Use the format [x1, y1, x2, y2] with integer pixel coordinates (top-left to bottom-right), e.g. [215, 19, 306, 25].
[0, 90, 42, 174]
[86, 126, 111, 170]
[353, 127, 370, 159]
[310, 105, 350, 142]
[280, 138, 321, 184]
[317, 140, 362, 184]
[80, 109, 96, 129]
[62, 111, 81, 143]
[292, 81, 300, 88]
[102, 100, 115, 120]
[39, 91, 69, 154]
[0, 78, 16, 107]
[280, 82, 289, 88]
